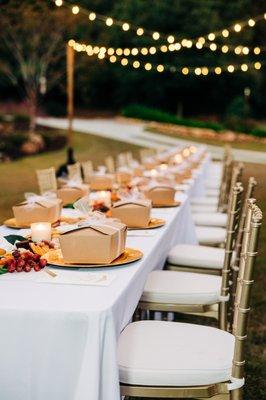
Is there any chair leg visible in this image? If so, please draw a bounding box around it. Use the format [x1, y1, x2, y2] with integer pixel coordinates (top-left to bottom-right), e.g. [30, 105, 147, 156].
[230, 388, 243, 400]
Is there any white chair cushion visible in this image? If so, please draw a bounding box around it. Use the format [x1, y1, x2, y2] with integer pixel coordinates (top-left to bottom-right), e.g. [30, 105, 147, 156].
[191, 204, 218, 213]
[193, 212, 228, 228]
[118, 320, 235, 386]
[196, 226, 226, 245]
[141, 270, 222, 305]
[167, 244, 225, 269]
[191, 197, 218, 206]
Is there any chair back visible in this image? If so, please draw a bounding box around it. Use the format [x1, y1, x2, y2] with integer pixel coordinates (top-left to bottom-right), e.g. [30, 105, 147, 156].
[117, 153, 128, 168]
[231, 178, 257, 305]
[81, 160, 94, 182]
[105, 156, 115, 173]
[219, 182, 243, 330]
[231, 200, 262, 381]
[67, 162, 82, 181]
[36, 167, 57, 194]
[218, 153, 234, 212]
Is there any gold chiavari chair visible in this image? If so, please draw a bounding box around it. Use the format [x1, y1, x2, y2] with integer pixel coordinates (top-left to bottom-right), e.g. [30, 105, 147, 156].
[137, 183, 243, 326]
[67, 162, 82, 181]
[36, 167, 57, 194]
[105, 156, 115, 173]
[191, 147, 234, 214]
[166, 165, 243, 276]
[81, 160, 94, 183]
[118, 200, 262, 400]
[228, 178, 257, 330]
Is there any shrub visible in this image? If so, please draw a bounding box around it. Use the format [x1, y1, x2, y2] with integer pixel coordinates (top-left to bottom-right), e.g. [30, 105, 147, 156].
[41, 131, 67, 151]
[122, 104, 224, 132]
[250, 128, 266, 138]
[0, 132, 27, 159]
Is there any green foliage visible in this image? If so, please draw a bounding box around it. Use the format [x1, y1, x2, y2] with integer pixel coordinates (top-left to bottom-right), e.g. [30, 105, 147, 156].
[0, 132, 27, 159]
[122, 104, 224, 131]
[250, 128, 266, 138]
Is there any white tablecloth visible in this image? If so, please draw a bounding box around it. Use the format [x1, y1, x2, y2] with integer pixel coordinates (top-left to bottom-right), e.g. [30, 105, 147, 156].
[0, 191, 198, 400]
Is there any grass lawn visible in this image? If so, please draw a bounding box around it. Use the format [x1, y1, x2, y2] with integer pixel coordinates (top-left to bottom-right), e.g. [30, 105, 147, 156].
[0, 132, 265, 398]
[146, 125, 266, 153]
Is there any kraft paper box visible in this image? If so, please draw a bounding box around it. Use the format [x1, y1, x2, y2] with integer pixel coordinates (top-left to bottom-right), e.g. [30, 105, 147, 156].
[116, 171, 133, 185]
[111, 199, 152, 228]
[13, 198, 62, 225]
[89, 174, 114, 191]
[144, 186, 176, 206]
[59, 220, 127, 264]
[57, 184, 89, 205]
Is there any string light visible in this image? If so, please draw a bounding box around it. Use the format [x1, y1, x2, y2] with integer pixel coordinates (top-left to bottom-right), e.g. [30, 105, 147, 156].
[72, 5, 79, 14]
[70, 40, 264, 77]
[54, 1, 266, 45]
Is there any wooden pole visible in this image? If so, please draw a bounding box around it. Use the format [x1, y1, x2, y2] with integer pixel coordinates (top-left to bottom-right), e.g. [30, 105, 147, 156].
[66, 43, 74, 148]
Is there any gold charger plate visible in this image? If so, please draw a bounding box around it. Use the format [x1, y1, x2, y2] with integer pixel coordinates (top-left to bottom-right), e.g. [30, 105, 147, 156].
[128, 218, 165, 230]
[3, 216, 84, 230]
[42, 247, 143, 268]
[152, 201, 181, 208]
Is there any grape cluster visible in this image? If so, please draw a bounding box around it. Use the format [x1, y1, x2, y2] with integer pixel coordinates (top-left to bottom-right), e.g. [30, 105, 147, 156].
[6, 250, 47, 273]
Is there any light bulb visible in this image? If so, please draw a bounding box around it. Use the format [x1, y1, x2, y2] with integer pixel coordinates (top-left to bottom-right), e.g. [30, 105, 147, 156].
[210, 43, 217, 51]
[208, 33, 215, 41]
[227, 65, 235, 73]
[194, 67, 201, 75]
[121, 58, 128, 66]
[222, 45, 229, 53]
[234, 46, 242, 55]
[196, 42, 203, 49]
[182, 67, 189, 75]
[145, 63, 152, 71]
[123, 48, 130, 56]
[157, 65, 164, 72]
[242, 47, 249, 55]
[254, 47, 261, 55]
[234, 24, 242, 32]
[222, 29, 229, 37]
[248, 19, 255, 27]
[201, 67, 209, 76]
[152, 32, 160, 40]
[116, 48, 123, 56]
[141, 47, 148, 55]
[241, 64, 248, 72]
[254, 62, 261, 70]
[175, 43, 181, 50]
[122, 23, 130, 31]
[55, 0, 63, 6]
[198, 37, 205, 44]
[107, 48, 114, 55]
[72, 5, 79, 14]
[106, 17, 113, 26]
[168, 44, 175, 51]
[215, 67, 222, 75]
[167, 35, 175, 44]
[89, 12, 96, 21]
[68, 39, 75, 47]
[133, 61, 140, 68]
[160, 45, 168, 53]
[131, 48, 139, 55]
[149, 47, 156, 54]
[110, 55, 117, 63]
[136, 28, 144, 36]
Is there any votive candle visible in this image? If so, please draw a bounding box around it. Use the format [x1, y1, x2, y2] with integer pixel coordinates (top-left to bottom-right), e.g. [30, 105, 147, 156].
[31, 222, 52, 243]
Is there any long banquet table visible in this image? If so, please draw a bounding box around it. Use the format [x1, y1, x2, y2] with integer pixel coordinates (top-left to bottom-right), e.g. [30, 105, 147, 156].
[0, 160, 209, 400]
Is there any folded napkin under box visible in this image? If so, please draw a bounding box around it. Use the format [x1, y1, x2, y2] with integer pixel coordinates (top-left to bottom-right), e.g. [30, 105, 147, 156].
[144, 185, 176, 206]
[59, 220, 127, 264]
[57, 184, 89, 205]
[13, 197, 62, 225]
[111, 199, 151, 228]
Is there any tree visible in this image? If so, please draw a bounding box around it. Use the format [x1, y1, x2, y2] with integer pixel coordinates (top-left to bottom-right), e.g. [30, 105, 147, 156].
[0, 1, 73, 132]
